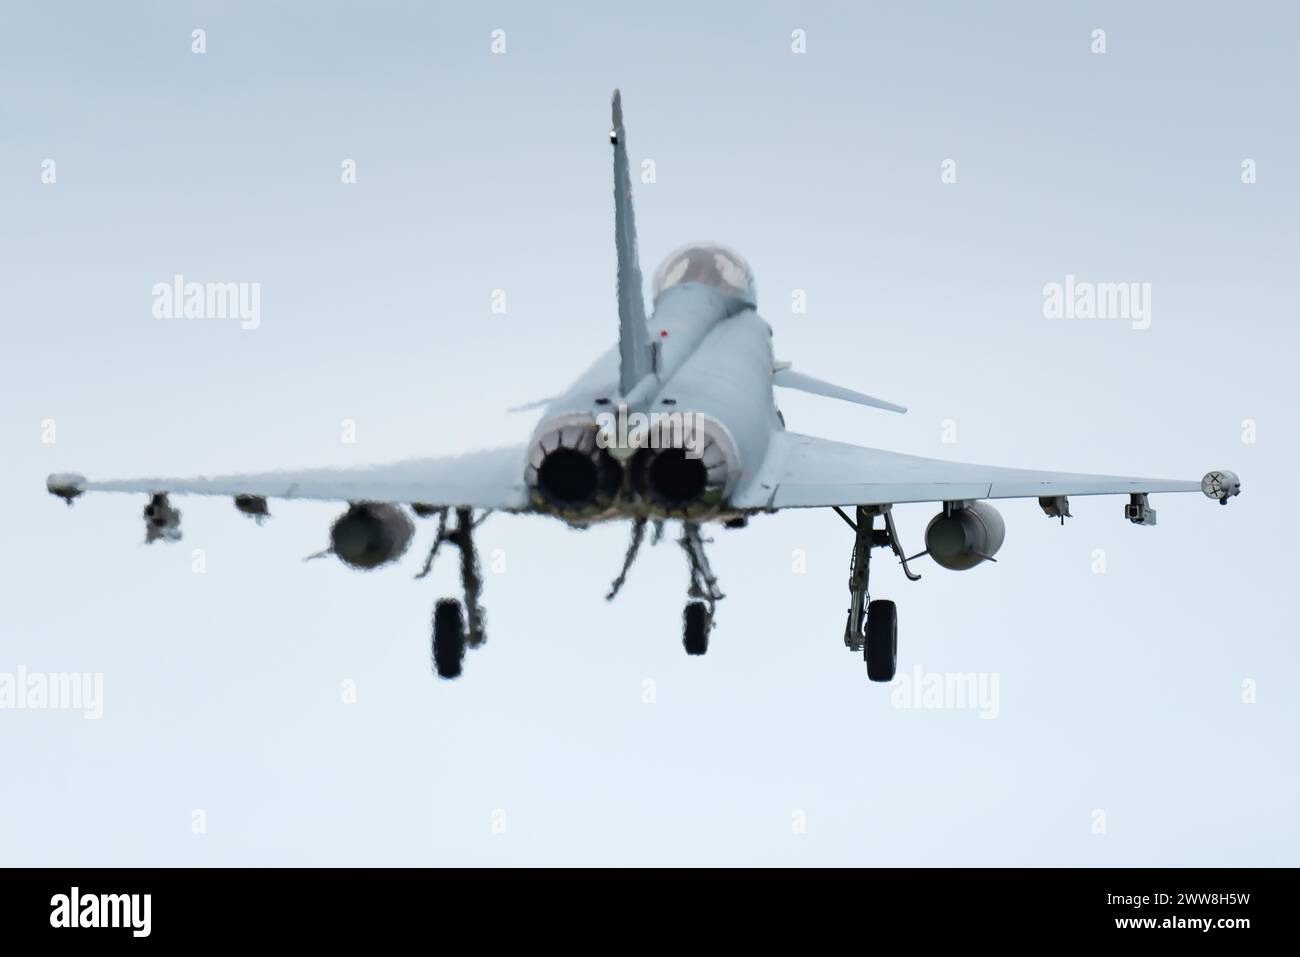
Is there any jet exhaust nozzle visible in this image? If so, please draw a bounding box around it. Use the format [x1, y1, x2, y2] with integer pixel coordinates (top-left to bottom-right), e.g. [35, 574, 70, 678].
[631, 415, 738, 517]
[526, 416, 621, 518]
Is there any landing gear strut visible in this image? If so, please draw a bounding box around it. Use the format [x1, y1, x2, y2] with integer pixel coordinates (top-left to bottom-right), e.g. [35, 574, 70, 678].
[604, 516, 721, 656]
[680, 522, 723, 655]
[416, 507, 488, 679]
[836, 505, 918, 682]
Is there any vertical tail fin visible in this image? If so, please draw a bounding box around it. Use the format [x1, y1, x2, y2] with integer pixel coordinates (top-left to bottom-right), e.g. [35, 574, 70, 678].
[611, 90, 654, 396]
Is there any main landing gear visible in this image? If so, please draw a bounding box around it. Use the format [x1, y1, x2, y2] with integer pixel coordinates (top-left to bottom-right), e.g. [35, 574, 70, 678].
[416, 507, 489, 679]
[835, 505, 920, 682]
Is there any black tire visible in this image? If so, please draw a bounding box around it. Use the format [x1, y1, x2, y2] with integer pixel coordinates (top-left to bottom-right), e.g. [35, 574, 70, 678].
[683, 602, 710, 656]
[433, 599, 466, 679]
[864, 599, 897, 682]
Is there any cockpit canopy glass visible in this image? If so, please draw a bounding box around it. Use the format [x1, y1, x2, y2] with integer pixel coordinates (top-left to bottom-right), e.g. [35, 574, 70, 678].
[651, 243, 756, 305]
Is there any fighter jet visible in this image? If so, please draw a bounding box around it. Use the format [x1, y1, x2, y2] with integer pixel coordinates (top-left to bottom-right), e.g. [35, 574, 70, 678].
[46, 91, 1242, 682]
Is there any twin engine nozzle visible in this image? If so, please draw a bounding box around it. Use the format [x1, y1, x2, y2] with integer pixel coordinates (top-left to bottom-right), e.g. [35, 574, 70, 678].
[525, 418, 623, 517]
[525, 414, 735, 519]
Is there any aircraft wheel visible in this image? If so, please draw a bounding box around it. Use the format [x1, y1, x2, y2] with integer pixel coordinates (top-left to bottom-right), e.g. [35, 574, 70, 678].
[683, 601, 710, 656]
[864, 599, 897, 682]
[433, 598, 466, 679]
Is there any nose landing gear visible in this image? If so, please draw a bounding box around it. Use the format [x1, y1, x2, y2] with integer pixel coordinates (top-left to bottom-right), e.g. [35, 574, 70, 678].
[605, 516, 722, 656]
[680, 522, 724, 655]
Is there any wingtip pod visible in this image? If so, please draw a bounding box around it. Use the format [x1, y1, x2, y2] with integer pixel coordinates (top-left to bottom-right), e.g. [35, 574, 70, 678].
[1201, 470, 1242, 504]
[47, 472, 87, 505]
[610, 89, 623, 142]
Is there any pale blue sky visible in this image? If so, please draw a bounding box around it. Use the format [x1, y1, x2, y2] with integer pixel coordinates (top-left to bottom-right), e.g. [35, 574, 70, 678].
[1, 1, 1296, 865]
